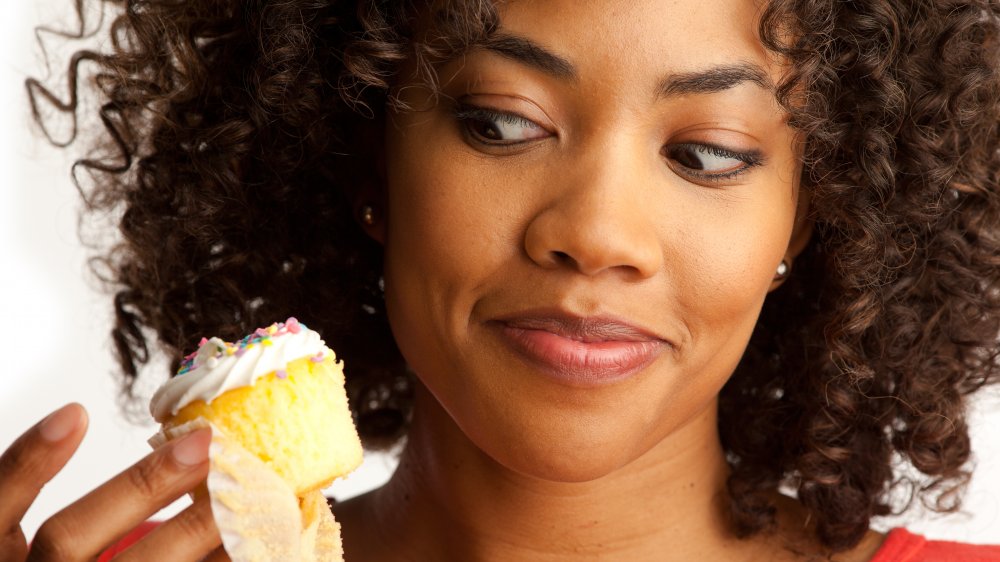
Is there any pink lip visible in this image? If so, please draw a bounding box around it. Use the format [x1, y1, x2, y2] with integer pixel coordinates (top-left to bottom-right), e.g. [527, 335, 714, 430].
[492, 312, 668, 387]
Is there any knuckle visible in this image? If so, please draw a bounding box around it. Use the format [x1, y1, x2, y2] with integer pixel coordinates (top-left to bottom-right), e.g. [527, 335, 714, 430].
[30, 518, 77, 561]
[0, 437, 45, 485]
[0, 526, 27, 559]
[0, 442, 22, 476]
[174, 501, 217, 541]
[125, 454, 173, 500]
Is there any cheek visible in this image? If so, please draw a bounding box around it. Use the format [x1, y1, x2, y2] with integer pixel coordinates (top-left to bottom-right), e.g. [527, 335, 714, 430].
[380, 115, 515, 368]
[674, 190, 797, 360]
[635, 190, 795, 451]
[386, 157, 490, 277]
[381, 109, 544, 290]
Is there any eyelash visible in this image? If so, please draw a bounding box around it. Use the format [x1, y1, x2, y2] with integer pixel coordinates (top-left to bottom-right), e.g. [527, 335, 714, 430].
[664, 143, 765, 183]
[452, 104, 765, 182]
[453, 105, 542, 146]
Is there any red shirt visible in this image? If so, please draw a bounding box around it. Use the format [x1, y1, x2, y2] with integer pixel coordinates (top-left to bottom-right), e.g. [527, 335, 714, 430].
[97, 524, 999, 560]
[869, 528, 1000, 562]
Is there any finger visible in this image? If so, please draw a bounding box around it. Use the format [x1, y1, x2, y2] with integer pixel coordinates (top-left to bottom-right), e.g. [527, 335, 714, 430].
[0, 404, 88, 527]
[28, 428, 211, 562]
[0, 526, 26, 562]
[113, 497, 221, 562]
[200, 545, 232, 562]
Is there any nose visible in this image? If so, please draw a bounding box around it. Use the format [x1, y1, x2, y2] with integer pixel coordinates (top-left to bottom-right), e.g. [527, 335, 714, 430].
[523, 144, 664, 280]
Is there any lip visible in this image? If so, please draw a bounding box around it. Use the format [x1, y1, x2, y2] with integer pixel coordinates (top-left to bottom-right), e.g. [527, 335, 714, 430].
[490, 310, 669, 387]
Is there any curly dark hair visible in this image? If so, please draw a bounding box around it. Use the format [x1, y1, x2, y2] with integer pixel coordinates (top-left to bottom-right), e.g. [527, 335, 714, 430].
[28, 0, 1000, 552]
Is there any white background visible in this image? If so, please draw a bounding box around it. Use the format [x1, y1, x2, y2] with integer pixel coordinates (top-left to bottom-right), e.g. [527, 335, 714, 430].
[1, 0, 998, 546]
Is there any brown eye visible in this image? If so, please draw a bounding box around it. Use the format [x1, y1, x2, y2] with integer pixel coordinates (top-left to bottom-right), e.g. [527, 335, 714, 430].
[454, 106, 549, 145]
[663, 143, 765, 182]
[470, 119, 505, 141]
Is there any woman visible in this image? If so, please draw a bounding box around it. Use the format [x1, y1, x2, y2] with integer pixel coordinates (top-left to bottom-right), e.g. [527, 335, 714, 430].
[5, 0, 1000, 560]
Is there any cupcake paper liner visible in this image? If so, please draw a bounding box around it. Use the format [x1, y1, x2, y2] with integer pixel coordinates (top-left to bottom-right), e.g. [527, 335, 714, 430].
[149, 418, 344, 561]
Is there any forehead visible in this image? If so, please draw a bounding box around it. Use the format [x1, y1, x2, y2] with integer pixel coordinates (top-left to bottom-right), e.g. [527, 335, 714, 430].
[493, 0, 779, 88]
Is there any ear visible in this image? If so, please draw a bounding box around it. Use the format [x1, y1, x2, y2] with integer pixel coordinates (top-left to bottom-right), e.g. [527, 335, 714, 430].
[769, 188, 813, 291]
[352, 117, 388, 245]
[354, 178, 387, 245]
[786, 188, 813, 259]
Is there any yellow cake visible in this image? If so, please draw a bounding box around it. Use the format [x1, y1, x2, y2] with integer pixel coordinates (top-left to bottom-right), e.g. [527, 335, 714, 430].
[149, 318, 363, 496]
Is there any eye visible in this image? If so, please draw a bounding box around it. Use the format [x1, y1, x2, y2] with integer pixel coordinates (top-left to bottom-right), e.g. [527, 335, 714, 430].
[664, 143, 764, 182]
[454, 105, 550, 145]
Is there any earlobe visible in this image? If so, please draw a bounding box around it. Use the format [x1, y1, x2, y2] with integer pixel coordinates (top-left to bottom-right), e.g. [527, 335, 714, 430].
[355, 199, 387, 244]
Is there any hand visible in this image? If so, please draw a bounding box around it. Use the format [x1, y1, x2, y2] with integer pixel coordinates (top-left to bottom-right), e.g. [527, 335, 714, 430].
[0, 403, 230, 561]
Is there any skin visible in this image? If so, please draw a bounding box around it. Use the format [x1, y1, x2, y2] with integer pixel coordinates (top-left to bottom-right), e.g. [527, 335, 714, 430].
[0, 0, 885, 561]
[0, 404, 228, 561]
[337, 0, 880, 560]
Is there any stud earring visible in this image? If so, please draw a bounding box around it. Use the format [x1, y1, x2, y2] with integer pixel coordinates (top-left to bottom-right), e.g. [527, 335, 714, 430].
[360, 204, 376, 227]
[775, 259, 791, 280]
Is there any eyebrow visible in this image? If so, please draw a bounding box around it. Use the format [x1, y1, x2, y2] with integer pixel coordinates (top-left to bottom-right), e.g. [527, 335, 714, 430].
[483, 34, 576, 79]
[481, 33, 773, 97]
[659, 63, 773, 96]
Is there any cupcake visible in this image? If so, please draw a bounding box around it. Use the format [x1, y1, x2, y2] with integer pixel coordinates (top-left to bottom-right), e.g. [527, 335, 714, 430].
[149, 318, 363, 496]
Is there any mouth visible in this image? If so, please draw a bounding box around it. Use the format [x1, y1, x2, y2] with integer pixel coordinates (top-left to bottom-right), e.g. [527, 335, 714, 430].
[490, 310, 669, 387]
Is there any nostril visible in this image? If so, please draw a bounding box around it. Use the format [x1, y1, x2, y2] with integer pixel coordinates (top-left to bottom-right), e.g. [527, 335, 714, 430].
[551, 251, 573, 266]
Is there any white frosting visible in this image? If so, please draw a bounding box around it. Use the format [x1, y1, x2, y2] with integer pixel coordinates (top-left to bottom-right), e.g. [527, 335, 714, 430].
[150, 322, 334, 422]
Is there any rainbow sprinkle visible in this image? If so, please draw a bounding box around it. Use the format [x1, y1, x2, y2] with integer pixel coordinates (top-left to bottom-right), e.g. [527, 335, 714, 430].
[177, 317, 308, 375]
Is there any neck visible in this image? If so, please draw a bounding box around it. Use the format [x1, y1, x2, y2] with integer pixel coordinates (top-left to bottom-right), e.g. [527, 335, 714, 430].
[363, 385, 751, 562]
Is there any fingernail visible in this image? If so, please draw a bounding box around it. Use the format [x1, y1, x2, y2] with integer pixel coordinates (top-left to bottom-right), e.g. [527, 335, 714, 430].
[171, 429, 211, 467]
[40, 404, 80, 442]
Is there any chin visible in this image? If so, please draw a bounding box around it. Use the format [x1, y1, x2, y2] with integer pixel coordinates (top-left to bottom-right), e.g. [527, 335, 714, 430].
[463, 406, 654, 484]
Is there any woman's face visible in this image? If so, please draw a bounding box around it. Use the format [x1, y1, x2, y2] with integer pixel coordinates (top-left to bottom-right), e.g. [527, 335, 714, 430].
[379, 0, 806, 481]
